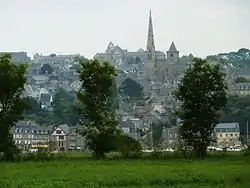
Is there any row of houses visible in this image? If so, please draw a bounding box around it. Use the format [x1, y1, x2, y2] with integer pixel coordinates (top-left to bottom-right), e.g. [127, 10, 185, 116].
[11, 120, 242, 152]
[161, 122, 241, 147]
[11, 121, 85, 151]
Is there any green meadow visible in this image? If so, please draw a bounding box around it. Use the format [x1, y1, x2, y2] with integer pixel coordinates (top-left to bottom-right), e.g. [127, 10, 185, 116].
[1, 152, 249, 188]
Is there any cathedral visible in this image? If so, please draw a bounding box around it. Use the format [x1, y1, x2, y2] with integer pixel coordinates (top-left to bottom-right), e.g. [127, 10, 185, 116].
[144, 10, 193, 85]
[93, 10, 194, 98]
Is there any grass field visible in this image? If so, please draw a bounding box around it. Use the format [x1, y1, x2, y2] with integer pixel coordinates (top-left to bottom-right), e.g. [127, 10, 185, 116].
[1, 153, 250, 188]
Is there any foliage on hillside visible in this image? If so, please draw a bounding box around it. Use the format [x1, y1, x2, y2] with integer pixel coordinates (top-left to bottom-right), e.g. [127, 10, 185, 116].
[220, 95, 250, 136]
[235, 76, 250, 83]
[119, 77, 143, 100]
[23, 88, 78, 126]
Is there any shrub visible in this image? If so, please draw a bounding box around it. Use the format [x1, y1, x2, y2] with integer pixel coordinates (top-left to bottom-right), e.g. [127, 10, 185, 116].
[243, 145, 250, 156]
[116, 134, 143, 158]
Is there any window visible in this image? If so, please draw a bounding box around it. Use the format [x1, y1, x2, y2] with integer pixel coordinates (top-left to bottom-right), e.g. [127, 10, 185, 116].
[59, 135, 64, 140]
[170, 54, 174, 57]
[56, 130, 62, 134]
[235, 133, 238, 137]
[220, 134, 222, 137]
[225, 134, 228, 137]
[230, 134, 233, 137]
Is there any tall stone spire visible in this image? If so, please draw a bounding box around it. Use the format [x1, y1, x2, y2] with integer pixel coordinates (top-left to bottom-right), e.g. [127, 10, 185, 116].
[146, 10, 155, 61]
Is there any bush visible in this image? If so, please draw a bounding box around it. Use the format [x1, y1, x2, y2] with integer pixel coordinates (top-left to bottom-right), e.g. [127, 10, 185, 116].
[116, 134, 143, 158]
[243, 145, 250, 156]
[22, 149, 55, 162]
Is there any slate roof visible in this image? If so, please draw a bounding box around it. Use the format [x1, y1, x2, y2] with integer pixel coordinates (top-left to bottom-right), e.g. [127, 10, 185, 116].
[235, 83, 250, 90]
[215, 123, 239, 129]
[168, 42, 178, 52]
[59, 124, 71, 134]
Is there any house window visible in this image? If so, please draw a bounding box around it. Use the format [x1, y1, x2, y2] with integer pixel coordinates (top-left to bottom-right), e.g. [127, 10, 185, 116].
[170, 54, 174, 57]
[56, 130, 62, 134]
[226, 134, 228, 137]
[59, 135, 64, 140]
[220, 134, 222, 137]
[230, 134, 233, 137]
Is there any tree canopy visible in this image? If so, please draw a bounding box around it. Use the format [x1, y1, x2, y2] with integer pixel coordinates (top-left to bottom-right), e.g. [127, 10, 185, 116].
[23, 88, 79, 126]
[41, 63, 53, 74]
[0, 53, 28, 160]
[119, 78, 143, 100]
[175, 58, 228, 158]
[235, 76, 250, 83]
[76, 59, 121, 158]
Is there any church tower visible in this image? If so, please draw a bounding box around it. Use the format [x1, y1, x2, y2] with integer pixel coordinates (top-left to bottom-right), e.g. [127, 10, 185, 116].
[166, 41, 179, 63]
[144, 10, 156, 81]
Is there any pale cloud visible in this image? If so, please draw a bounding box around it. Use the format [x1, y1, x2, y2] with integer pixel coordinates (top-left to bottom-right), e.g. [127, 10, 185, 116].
[0, 0, 249, 58]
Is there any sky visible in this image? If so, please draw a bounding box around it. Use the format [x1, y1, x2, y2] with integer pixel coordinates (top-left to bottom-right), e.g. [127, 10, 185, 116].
[0, 0, 249, 59]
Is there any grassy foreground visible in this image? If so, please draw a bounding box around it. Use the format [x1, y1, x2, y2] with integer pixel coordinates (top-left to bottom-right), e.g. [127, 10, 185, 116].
[1, 153, 250, 188]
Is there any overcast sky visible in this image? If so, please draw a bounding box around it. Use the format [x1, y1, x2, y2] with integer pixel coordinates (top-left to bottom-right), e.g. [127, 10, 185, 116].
[0, 0, 249, 58]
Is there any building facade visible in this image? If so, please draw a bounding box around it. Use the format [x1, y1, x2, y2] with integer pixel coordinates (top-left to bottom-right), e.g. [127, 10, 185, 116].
[214, 123, 241, 146]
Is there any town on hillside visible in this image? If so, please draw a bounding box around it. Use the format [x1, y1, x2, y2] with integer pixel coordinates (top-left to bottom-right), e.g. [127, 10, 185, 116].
[1, 11, 250, 153]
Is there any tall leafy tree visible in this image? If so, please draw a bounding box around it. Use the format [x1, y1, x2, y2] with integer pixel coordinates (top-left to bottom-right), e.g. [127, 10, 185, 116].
[76, 59, 121, 158]
[119, 78, 143, 100]
[53, 88, 78, 126]
[0, 53, 28, 161]
[175, 58, 227, 158]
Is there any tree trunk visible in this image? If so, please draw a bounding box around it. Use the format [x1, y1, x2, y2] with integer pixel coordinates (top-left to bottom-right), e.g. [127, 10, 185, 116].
[92, 150, 105, 160]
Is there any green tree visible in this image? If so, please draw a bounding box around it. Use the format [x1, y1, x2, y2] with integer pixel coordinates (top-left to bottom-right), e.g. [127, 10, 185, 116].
[76, 59, 121, 159]
[152, 121, 172, 147]
[0, 53, 28, 161]
[235, 76, 250, 83]
[175, 58, 227, 158]
[220, 95, 250, 136]
[22, 96, 41, 115]
[119, 78, 143, 100]
[53, 88, 78, 126]
[107, 78, 119, 113]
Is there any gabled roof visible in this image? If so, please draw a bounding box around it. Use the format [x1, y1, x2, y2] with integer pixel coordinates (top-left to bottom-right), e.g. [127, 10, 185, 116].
[58, 124, 71, 134]
[168, 42, 178, 52]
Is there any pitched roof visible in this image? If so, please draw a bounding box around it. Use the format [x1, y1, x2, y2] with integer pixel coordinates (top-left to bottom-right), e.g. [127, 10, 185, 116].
[58, 124, 71, 134]
[168, 42, 178, 52]
[215, 123, 239, 129]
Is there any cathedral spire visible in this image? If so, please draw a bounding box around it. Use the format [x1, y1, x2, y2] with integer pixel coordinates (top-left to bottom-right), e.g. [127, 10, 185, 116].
[146, 10, 155, 61]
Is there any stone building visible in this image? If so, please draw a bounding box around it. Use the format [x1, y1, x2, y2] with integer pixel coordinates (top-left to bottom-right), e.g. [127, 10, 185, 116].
[214, 123, 240, 146]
